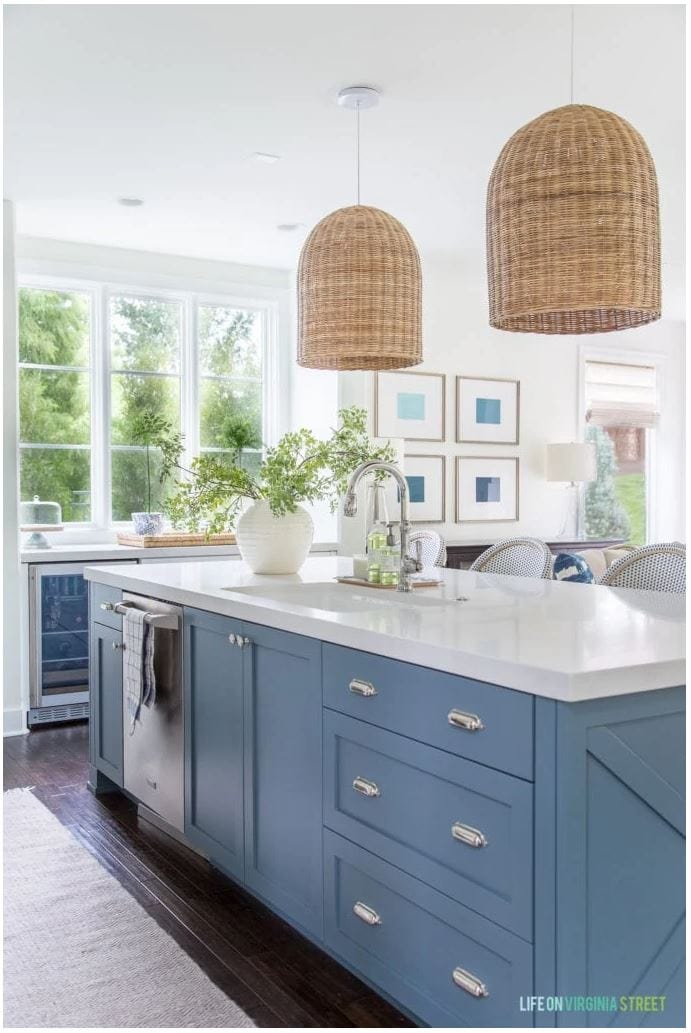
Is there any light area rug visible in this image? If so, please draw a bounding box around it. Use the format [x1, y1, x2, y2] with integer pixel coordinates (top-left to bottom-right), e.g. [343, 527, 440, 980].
[3, 789, 254, 1028]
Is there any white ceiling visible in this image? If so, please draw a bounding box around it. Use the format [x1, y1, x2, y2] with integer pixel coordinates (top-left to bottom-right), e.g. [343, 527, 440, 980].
[4, 4, 685, 311]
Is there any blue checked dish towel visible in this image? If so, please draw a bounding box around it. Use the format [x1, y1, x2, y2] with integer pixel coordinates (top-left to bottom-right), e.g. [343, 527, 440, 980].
[123, 607, 156, 732]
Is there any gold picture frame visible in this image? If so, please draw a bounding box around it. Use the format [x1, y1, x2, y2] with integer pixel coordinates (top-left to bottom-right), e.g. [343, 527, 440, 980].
[456, 376, 520, 445]
[455, 456, 520, 523]
[374, 370, 446, 442]
[403, 454, 446, 523]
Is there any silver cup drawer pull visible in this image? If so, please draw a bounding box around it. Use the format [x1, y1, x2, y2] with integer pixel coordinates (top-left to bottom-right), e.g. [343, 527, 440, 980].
[349, 678, 377, 697]
[353, 901, 381, 926]
[451, 822, 488, 848]
[352, 776, 380, 798]
[448, 708, 484, 732]
[452, 966, 489, 998]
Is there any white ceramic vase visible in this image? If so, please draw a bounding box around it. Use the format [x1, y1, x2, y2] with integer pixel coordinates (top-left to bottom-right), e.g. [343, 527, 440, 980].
[236, 500, 314, 574]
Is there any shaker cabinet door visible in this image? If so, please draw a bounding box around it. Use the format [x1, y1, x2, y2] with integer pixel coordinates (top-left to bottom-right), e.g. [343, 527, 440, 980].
[243, 623, 323, 939]
[184, 607, 245, 880]
[89, 621, 124, 787]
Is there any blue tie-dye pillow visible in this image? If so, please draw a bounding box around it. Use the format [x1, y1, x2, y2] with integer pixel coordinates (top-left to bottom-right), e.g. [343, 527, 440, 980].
[553, 552, 595, 584]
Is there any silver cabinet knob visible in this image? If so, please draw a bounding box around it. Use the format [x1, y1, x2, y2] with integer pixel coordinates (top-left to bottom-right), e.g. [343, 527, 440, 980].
[452, 966, 489, 998]
[349, 678, 377, 698]
[448, 708, 484, 732]
[111, 641, 125, 651]
[451, 822, 488, 848]
[100, 602, 115, 612]
[352, 776, 380, 798]
[228, 633, 238, 645]
[353, 901, 381, 926]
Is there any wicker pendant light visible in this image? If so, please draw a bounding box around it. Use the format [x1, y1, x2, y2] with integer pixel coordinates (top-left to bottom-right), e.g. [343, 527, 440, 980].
[487, 9, 660, 334]
[487, 104, 660, 334]
[298, 87, 422, 370]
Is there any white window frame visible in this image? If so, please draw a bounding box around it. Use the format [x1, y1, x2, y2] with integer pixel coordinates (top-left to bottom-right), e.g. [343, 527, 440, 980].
[17, 274, 282, 533]
[578, 342, 665, 544]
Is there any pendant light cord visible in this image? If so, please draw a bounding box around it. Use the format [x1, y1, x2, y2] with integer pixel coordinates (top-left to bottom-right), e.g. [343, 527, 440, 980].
[356, 101, 361, 205]
[570, 4, 575, 104]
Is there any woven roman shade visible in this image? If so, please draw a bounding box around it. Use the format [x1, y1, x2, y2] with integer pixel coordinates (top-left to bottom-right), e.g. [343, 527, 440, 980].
[585, 359, 659, 428]
[297, 204, 422, 370]
[487, 104, 661, 334]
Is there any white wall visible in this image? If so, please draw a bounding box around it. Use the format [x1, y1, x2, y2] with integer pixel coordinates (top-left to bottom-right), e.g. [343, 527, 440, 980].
[3, 201, 24, 734]
[338, 257, 685, 556]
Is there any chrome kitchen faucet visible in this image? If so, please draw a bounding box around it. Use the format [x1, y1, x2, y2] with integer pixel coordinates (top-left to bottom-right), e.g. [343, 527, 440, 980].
[343, 461, 422, 592]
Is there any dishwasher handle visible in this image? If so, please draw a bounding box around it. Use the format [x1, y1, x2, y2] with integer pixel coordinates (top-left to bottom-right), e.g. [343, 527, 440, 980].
[112, 602, 179, 631]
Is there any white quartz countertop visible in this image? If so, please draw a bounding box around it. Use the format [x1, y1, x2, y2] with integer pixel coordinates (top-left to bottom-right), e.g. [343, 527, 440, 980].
[21, 541, 337, 563]
[84, 557, 686, 702]
[21, 542, 240, 562]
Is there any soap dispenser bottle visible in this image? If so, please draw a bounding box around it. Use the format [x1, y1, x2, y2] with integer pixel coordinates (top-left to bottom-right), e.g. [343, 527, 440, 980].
[380, 522, 401, 587]
[365, 483, 389, 584]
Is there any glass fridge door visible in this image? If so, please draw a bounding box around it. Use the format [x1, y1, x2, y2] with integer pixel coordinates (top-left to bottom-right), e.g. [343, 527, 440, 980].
[39, 571, 89, 696]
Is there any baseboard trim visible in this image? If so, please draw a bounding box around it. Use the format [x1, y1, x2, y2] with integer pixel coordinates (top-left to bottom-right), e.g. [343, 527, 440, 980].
[4, 708, 28, 737]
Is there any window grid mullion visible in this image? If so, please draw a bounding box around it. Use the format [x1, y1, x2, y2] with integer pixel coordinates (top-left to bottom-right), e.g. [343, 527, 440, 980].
[183, 296, 198, 472]
[84, 284, 100, 529]
[101, 286, 114, 527]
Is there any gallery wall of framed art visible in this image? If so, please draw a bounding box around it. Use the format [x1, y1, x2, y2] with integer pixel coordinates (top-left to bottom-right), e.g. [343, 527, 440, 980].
[371, 370, 522, 529]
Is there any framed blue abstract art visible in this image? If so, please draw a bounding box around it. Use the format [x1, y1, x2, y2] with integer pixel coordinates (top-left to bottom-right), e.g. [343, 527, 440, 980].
[455, 456, 519, 522]
[456, 376, 520, 444]
[374, 371, 445, 441]
[401, 455, 445, 522]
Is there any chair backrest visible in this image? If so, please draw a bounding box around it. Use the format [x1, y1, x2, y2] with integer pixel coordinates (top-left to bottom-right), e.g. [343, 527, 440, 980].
[598, 543, 686, 593]
[408, 529, 447, 568]
[470, 537, 553, 579]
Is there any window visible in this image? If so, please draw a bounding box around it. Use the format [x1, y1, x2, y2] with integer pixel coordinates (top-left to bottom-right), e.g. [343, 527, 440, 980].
[109, 294, 182, 521]
[18, 279, 274, 529]
[18, 287, 93, 522]
[198, 303, 263, 479]
[583, 360, 658, 546]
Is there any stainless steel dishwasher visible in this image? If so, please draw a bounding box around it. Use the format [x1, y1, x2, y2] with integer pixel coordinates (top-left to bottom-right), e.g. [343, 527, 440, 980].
[121, 592, 184, 834]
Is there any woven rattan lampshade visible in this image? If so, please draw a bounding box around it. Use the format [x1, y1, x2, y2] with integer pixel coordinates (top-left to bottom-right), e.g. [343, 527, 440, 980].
[297, 204, 422, 370]
[487, 104, 661, 334]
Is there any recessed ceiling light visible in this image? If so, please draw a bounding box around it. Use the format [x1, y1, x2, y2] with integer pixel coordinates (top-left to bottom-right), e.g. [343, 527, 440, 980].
[251, 152, 281, 165]
[117, 197, 144, 207]
[277, 222, 305, 233]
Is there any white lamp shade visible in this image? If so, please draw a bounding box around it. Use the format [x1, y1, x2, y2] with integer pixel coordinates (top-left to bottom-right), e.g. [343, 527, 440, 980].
[546, 442, 597, 483]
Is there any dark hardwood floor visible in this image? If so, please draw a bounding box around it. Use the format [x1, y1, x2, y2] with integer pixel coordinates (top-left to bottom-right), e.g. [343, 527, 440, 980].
[4, 723, 411, 1028]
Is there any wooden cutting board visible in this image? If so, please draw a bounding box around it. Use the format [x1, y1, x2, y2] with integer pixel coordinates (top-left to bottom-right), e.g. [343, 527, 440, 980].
[116, 531, 236, 548]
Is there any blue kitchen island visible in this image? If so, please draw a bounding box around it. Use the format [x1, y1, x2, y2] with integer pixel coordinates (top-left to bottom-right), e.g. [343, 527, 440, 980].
[85, 557, 685, 1027]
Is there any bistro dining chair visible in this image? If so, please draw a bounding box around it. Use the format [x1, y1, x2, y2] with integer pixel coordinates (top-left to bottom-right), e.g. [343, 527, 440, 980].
[408, 529, 447, 569]
[470, 537, 553, 579]
[598, 542, 686, 593]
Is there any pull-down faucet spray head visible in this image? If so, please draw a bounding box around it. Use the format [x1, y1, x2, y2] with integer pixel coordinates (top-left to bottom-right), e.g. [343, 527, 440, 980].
[343, 491, 358, 518]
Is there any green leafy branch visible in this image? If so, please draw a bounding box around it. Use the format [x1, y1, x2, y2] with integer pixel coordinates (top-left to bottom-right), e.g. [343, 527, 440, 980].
[150, 406, 393, 533]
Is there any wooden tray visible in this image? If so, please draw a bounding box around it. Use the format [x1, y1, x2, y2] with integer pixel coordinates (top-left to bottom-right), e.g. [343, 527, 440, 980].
[335, 576, 442, 590]
[117, 531, 236, 548]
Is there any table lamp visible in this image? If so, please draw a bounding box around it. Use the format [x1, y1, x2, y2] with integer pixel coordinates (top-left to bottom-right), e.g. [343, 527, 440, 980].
[546, 443, 597, 537]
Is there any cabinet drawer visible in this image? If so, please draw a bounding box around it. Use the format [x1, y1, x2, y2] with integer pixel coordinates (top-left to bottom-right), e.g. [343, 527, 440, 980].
[324, 830, 532, 1028]
[324, 711, 533, 940]
[323, 644, 533, 780]
[90, 583, 124, 631]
